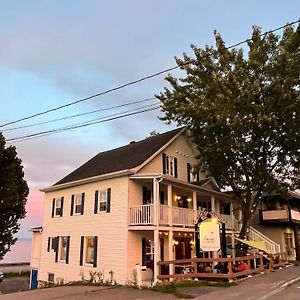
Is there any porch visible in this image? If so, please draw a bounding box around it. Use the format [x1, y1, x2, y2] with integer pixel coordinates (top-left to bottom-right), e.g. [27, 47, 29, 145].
[128, 204, 238, 230]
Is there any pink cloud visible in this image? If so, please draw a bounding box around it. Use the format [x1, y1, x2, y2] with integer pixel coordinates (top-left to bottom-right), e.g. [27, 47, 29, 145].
[25, 189, 44, 218]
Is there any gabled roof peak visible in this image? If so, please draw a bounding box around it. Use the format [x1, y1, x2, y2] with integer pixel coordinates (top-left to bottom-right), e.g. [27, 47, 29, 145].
[54, 127, 185, 186]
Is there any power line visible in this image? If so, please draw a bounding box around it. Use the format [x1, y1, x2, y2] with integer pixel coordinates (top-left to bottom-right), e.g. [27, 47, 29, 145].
[2, 97, 156, 132]
[1, 19, 299, 129]
[6, 104, 161, 143]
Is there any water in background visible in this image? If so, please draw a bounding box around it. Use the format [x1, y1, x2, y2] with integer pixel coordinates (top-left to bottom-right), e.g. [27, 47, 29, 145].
[1, 239, 31, 263]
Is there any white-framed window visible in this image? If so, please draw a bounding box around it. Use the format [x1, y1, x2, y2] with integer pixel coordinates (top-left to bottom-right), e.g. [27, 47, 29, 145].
[74, 194, 83, 215]
[59, 236, 68, 262]
[99, 190, 107, 212]
[163, 153, 177, 177]
[94, 189, 111, 214]
[85, 237, 95, 265]
[54, 197, 63, 217]
[48, 273, 54, 283]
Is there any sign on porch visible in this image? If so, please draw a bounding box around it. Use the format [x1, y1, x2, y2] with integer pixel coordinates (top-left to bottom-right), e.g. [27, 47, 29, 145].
[199, 219, 221, 252]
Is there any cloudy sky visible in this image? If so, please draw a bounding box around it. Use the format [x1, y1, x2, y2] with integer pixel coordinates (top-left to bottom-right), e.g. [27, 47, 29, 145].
[0, 0, 299, 239]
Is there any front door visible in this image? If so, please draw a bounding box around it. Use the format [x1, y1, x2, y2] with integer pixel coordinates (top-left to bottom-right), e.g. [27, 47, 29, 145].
[31, 269, 38, 289]
[175, 238, 192, 259]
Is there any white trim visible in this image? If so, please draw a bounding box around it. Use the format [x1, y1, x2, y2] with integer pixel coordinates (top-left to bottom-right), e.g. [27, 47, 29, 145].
[41, 170, 133, 192]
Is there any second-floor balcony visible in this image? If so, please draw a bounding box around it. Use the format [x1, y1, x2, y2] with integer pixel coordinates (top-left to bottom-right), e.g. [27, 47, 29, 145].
[128, 204, 237, 230]
[261, 208, 300, 223]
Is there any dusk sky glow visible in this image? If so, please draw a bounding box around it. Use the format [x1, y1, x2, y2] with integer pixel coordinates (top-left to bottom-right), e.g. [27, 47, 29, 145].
[0, 1, 299, 240]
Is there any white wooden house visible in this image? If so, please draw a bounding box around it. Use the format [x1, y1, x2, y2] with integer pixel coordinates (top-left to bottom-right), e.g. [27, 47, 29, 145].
[30, 127, 278, 287]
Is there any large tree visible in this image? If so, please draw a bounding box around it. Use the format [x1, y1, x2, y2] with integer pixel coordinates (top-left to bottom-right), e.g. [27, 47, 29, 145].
[0, 133, 28, 260]
[157, 24, 300, 239]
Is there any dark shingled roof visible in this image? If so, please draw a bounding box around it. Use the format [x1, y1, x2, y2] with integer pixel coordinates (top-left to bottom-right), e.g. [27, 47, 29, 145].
[54, 127, 184, 186]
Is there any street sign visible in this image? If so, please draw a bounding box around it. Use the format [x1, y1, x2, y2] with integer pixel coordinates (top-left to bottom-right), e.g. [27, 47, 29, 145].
[199, 219, 221, 252]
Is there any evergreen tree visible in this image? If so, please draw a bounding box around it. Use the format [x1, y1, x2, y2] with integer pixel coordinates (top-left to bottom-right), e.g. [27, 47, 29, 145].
[157, 24, 300, 239]
[0, 133, 29, 260]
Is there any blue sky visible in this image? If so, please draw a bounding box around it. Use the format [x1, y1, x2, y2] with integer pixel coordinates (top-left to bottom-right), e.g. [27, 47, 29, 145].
[0, 0, 299, 239]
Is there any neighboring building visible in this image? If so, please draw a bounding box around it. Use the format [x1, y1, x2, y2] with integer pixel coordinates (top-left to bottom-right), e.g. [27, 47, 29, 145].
[251, 191, 300, 261]
[30, 127, 280, 287]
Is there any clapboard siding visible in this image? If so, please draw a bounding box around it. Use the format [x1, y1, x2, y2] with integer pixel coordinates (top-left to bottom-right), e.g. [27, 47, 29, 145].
[38, 176, 129, 284]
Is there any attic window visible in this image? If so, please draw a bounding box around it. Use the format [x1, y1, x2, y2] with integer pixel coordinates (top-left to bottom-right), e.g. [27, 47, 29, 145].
[163, 153, 177, 178]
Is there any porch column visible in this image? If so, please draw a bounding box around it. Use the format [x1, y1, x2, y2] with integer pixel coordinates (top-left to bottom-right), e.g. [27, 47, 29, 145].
[230, 202, 235, 230]
[153, 178, 161, 284]
[231, 232, 236, 258]
[168, 230, 174, 281]
[167, 184, 173, 226]
[193, 191, 197, 211]
[153, 229, 160, 283]
[211, 195, 215, 213]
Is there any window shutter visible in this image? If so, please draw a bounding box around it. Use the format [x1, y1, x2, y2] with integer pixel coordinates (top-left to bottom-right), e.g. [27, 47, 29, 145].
[142, 238, 146, 266]
[66, 236, 70, 264]
[94, 191, 98, 214]
[196, 170, 200, 182]
[93, 236, 98, 268]
[174, 157, 178, 178]
[187, 163, 191, 182]
[81, 193, 85, 215]
[60, 197, 64, 217]
[54, 236, 59, 262]
[70, 195, 74, 216]
[51, 199, 55, 218]
[162, 153, 166, 174]
[47, 237, 51, 252]
[79, 236, 84, 266]
[106, 188, 111, 213]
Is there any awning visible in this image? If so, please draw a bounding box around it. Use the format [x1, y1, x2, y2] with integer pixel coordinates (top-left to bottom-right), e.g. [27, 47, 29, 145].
[234, 237, 268, 252]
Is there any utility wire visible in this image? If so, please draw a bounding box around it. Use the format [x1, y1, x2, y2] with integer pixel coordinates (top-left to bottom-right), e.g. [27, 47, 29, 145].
[2, 97, 156, 132]
[1, 19, 299, 129]
[7, 104, 160, 142]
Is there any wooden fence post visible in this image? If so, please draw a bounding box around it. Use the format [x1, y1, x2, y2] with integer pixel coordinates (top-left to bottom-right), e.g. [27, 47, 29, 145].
[268, 254, 273, 272]
[228, 261, 234, 281]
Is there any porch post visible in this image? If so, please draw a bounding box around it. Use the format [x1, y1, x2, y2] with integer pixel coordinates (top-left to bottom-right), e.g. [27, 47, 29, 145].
[211, 195, 215, 213]
[153, 178, 161, 284]
[168, 230, 174, 281]
[167, 184, 173, 226]
[193, 191, 197, 211]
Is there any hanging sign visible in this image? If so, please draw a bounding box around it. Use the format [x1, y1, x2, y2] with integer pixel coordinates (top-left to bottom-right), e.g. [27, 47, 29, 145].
[199, 219, 221, 252]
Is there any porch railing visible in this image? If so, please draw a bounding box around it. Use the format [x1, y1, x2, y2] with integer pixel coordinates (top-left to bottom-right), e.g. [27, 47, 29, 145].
[128, 204, 154, 225]
[128, 204, 238, 229]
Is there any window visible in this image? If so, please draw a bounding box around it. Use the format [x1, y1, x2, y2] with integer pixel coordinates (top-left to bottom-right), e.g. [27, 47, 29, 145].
[94, 188, 111, 214]
[163, 153, 177, 177]
[99, 190, 107, 212]
[198, 201, 211, 212]
[71, 193, 85, 215]
[80, 236, 98, 267]
[59, 236, 68, 262]
[52, 197, 64, 217]
[187, 163, 199, 182]
[284, 233, 294, 256]
[85, 237, 95, 264]
[48, 273, 54, 283]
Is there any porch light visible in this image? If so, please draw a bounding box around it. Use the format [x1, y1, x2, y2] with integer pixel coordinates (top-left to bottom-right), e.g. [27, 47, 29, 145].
[190, 240, 195, 246]
[187, 197, 192, 203]
[173, 240, 179, 246]
[175, 195, 181, 201]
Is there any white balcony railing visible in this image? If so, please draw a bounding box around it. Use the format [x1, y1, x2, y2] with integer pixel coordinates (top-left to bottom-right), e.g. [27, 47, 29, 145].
[128, 204, 240, 230]
[128, 204, 154, 225]
[262, 209, 289, 221]
[290, 209, 300, 221]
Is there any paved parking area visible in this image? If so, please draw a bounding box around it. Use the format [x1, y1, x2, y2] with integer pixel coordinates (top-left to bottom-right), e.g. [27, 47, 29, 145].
[0, 277, 30, 295]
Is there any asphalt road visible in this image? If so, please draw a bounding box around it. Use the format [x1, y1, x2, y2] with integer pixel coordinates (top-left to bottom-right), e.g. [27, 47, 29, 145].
[0, 276, 30, 295]
[270, 281, 300, 300]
